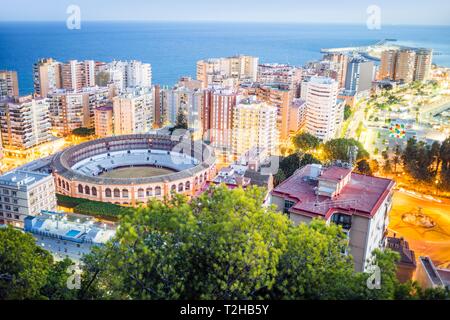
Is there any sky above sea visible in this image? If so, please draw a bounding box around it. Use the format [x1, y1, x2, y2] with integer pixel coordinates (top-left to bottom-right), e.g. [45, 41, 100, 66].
[0, 22, 449, 95]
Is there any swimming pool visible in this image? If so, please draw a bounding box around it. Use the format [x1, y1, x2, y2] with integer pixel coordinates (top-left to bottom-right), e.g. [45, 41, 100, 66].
[66, 229, 81, 238]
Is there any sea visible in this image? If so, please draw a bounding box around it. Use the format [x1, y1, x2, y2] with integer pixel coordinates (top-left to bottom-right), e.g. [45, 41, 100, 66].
[0, 21, 449, 95]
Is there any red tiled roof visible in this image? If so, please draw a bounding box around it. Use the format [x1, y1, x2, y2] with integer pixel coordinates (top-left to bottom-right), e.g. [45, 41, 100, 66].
[272, 165, 395, 219]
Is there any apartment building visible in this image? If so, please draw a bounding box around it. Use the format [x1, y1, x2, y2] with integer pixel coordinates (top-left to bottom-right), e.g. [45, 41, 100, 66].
[112, 87, 153, 135]
[248, 83, 292, 142]
[61, 60, 96, 91]
[0, 70, 19, 98]
[379, 48, 433, 83]
[94, 105, 114, 138]
[271, 164, 395, 272]
[232, 97, 278, 159]
[33, 58, 62, 97]
[323, 53, 349, 88]
[0, 96, 52, 157]
[197, 55, 258, 88]
[302, 76, 341, 141]
[48, 86, 111, 136]
[257, 63, 302, 95]
[414, 49, 433, 81]
[344, 56, 374, 94]
[202, 87, 238, 156]
[395, 49, 417, 83]
[0, 170, 57, 228]
[100, 60, 152, 92]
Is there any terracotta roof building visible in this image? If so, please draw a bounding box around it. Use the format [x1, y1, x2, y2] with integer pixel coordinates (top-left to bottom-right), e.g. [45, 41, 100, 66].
[271, 164, 395, 272]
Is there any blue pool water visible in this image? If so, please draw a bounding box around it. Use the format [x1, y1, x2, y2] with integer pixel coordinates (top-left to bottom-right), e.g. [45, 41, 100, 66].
[66, 229, 81, 238]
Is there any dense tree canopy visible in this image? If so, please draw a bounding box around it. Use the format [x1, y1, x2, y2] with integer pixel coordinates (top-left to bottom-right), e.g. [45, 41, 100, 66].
[0, 227, 76, 300]
[0, 187, 448, 300]
[323, 138, 369, 163]
[401, 137, 450, 191]
[78, 186, 447, 300]
[72, 127, 95, 137]
[274, 153, 321, 186]
[292, 132, 321, 153]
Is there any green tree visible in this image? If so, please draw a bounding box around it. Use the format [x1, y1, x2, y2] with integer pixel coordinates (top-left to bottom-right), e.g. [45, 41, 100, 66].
[383, 159, 392, 174]
[270, 219, 356, 299]
[0, 227, 53, 299]
[72, 127, 95, 137]
[81, 187, 291, 299]
[276, 153, 322, 185]
[174, 108, 188, 130]
[355, 159, 372, 176]
[370, 159, 380, 173]
[292, 132, 321, 153]
[323, 138, 369, 162]
[40, 258, 78, 300]
[344, 105, 352, 121]
[0, 227, 75, 300]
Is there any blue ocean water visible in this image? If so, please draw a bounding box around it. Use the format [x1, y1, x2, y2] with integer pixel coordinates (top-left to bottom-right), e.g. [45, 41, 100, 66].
[0, 22, 449, 95]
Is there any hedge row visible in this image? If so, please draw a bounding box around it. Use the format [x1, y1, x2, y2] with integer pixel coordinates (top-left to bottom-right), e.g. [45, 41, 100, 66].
[56, 194, 128, 220]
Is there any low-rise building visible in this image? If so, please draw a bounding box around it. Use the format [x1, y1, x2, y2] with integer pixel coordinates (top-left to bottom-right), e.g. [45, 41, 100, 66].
[386, 236, 416, 283]
[416, 256, 450, 289]
[0, 170, 57, 228]
[271, 164, 395, 272]
[24, 211, 116, 262]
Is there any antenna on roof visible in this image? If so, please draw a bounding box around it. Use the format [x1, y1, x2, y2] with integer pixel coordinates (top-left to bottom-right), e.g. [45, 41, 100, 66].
[348, 145, 358, 167]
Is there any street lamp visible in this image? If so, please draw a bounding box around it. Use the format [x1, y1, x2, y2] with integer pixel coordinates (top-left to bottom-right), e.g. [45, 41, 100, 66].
[435, 179, 440, 196]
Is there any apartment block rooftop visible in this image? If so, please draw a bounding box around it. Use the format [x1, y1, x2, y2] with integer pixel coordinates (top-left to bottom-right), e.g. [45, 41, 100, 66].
[0, 170, 52, 189]
[272, 164, 395, 219]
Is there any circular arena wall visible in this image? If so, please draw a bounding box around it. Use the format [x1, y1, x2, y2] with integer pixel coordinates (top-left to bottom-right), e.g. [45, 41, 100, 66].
[51, 134, 217, 206]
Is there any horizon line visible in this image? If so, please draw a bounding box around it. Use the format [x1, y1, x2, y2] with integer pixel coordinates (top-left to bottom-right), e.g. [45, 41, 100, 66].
[1, 19, 449, 27]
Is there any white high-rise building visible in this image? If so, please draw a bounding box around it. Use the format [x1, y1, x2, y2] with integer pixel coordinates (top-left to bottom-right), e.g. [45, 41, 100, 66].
[0, 96, 52, 157]
[302, 76, 341, 141]
[113, 87, 153, 135]
[103, 60, 152, 92]
[232, 96, 278, 159]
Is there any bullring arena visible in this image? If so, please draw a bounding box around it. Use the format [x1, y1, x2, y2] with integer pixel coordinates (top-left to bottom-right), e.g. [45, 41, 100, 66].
[51, 134, 217, 206]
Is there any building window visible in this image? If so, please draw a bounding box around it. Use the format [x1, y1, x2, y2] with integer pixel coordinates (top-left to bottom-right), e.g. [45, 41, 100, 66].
[113, 189, 120, 198]
[14, 215, 19, 220]
[171, 185, 177, 193]
[185, 181, 190, 191]
[155, 186, 161, 196]
[283, 200, 295, 214]
[331, 213, 352, 230]
[122, 189, 129, 198]
[85, 186, 90, 195]
[178, 183, 184, 192]
[138, 188, 145, 198]
[146, 188, 153, 196]
[92, 187, 97, 196]
[78, 184, 83, 194]
[105, 188, 112, 197]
